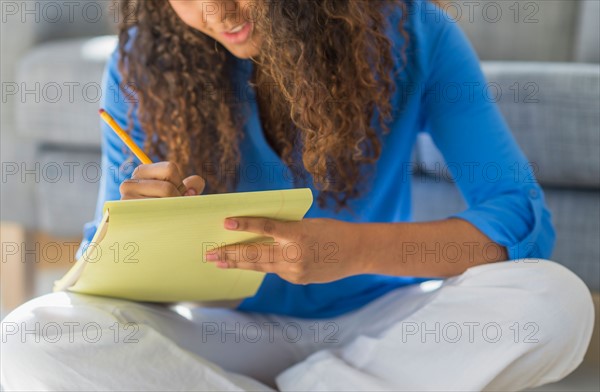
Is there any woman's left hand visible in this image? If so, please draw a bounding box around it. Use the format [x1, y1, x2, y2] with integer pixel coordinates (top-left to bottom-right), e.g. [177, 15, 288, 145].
[205, 218, 367, 284]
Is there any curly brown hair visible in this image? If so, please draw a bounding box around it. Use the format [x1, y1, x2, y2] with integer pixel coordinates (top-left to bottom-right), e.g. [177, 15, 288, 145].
[117, 0, 426, 209]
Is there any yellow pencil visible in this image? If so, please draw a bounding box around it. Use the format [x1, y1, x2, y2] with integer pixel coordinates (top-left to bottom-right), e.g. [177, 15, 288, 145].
[99, 108, 153, 164]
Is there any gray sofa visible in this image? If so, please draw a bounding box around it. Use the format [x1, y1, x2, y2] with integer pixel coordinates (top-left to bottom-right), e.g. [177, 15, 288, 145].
[1, 1, 599, 293]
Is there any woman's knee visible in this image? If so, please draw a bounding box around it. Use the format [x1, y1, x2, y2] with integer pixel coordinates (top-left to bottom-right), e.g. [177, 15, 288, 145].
[505, 260, 594, 325]
[1, 292, 119, 388]
[2, 292, 117, 349]
[463, 260, 593, 315]
[484, 260, 595, 376]
[2, 291, 122, 336]
[470, 260, 596, 388]
[527, 260, 594, 356]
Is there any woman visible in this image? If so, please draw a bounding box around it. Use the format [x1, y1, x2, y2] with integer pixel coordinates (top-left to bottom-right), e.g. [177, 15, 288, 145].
[1, 0, 594, 390]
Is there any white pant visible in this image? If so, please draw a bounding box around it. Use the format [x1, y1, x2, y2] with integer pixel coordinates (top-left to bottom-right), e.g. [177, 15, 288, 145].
[1, 260, 595, 391]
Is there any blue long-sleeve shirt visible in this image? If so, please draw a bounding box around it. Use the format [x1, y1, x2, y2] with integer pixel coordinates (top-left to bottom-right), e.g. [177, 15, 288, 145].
[78, 1, 555, 318]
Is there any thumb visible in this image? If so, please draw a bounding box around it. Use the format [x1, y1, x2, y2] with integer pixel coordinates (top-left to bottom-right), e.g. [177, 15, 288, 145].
[182, 175, 206, 196]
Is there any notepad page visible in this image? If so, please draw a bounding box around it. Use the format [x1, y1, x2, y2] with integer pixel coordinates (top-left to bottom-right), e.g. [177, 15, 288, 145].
[61, 189, 313, 302]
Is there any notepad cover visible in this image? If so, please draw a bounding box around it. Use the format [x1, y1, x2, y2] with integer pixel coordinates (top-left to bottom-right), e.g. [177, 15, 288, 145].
[54, 188, 313, 302]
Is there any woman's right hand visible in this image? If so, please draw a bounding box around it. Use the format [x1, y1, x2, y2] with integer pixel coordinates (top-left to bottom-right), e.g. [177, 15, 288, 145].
[119, 161, 206, 200]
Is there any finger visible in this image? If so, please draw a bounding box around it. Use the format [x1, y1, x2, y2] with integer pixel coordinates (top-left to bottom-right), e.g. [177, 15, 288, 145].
[224, 217, 297, 239]
[120, 179, 181, 199]
[205, 243, 286, 272]
[120, 193, 153, 200]
[176, 183, 188, 195]
[182, 175, 206, 196]
[215, 259, 281, 273]
[131, 162, 185, 190]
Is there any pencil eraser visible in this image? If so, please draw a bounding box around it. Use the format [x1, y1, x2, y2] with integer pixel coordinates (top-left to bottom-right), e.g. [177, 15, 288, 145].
[98, 108, 105, 114]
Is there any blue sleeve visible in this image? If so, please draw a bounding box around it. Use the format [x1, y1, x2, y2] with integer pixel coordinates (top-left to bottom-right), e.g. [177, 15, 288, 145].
[75, 49, 147, 259]
[417, 4, 555, 260]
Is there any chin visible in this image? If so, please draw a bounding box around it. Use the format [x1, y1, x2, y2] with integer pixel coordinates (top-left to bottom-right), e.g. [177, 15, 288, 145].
[227, 46, 260, 59]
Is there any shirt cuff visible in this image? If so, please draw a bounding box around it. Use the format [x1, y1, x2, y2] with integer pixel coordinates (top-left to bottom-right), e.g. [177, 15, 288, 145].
[449, 186, 554, 260]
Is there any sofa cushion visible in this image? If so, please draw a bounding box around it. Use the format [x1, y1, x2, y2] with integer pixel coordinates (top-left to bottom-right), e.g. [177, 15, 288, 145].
[35, 147, 101, 237]
[454, 0, 579, 62]
[575, 0, 600, 63]
[543, 187, 600, 291]
[15, 35, 117, 147]
[17, 0, 116, 44]
[418, 62, 600, 189]
[411, 172, 466, 221]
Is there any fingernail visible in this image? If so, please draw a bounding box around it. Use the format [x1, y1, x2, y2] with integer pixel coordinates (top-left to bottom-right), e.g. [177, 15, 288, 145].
[224, 219, 239, 230]
[216, 261, 229, 269]
[185, 188, 197, 196]
[205, 252, 219, 261]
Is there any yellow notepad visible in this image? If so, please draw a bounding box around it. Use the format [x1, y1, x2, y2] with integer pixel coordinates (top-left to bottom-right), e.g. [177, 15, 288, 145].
[54, 188, 313, 302]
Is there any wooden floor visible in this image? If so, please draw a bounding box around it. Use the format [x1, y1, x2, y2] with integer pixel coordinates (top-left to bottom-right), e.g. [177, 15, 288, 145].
[1, 222, 81, 310]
